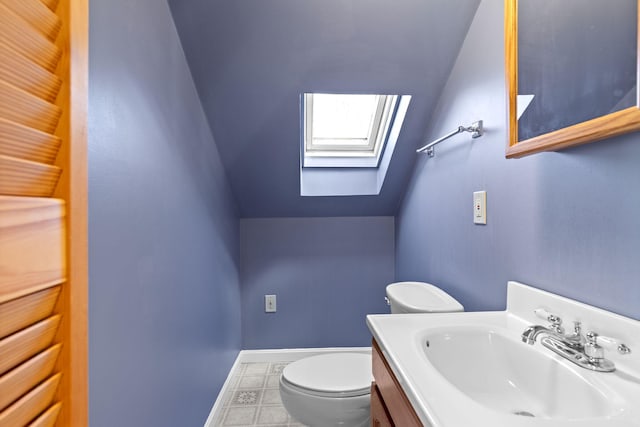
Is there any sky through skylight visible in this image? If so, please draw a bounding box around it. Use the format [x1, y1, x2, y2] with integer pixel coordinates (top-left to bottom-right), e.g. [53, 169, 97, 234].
[311, 94, 379, 145]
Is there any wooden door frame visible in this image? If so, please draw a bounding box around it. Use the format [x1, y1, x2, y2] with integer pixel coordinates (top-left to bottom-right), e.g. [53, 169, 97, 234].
[55, 0, 88, 425]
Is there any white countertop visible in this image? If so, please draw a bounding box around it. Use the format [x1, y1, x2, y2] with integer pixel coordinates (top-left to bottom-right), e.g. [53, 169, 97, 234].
[367, 282, 640, 427]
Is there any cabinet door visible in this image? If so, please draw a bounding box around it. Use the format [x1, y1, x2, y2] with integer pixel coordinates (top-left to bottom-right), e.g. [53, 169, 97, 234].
[372, 340, 423, 426]
[371, 383, 394, 427]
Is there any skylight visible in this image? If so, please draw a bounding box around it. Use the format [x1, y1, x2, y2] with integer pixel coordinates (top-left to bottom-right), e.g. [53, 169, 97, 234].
[299, 94, 412, 196]
[303, 93, 398, 167]
[310, 94, 379, 149]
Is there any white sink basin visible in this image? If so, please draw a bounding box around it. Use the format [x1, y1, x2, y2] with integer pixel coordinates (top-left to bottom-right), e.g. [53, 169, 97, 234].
[423, 326, 622, 420]
[367, 282, 640, 427]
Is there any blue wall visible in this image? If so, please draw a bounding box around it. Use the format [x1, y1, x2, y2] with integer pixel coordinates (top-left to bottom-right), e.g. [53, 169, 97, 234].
[240, 217, 395, 349]
[168, 0, 480, 218]
[88, 1, 241, 426]
[396, 1, 640, 319]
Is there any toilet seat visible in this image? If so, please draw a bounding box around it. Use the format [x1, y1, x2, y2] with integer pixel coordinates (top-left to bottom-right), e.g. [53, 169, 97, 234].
[281, 353, 371, 398]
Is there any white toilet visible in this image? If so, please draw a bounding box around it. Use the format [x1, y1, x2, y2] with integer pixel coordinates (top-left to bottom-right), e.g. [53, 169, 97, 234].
[279, 281, 463, 426]
[386, 281, 464, 314]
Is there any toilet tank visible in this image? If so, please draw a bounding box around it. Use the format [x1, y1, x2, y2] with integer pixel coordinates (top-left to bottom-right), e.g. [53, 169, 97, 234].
[385, 281, 464, 314]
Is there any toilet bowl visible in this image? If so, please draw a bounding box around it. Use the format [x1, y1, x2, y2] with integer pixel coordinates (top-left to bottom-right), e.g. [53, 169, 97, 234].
[279, 353, 371, 427]
[280, 281, 463, 426]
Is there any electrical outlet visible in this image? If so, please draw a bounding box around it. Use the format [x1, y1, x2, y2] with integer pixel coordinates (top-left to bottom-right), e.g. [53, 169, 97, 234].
[473, 191, 487, 225]
[265, 295, 277, 313]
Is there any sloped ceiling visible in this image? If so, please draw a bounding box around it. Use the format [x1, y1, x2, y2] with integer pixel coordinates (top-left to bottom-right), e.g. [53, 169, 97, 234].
[169, 0, 480, 217]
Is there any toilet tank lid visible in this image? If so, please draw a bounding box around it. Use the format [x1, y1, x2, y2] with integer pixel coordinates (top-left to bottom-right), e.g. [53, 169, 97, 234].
[282, 353, 372, 394]
[386, 281, 464, 312]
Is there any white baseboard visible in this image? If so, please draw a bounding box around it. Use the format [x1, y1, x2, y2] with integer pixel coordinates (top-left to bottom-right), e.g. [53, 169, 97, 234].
[203, 353, 242, 427]
[203, 346, 371, 427]
[237, 346, 371, 363]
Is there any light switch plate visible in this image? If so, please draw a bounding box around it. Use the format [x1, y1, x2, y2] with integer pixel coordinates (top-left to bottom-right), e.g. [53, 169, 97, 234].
[265, 294, 277, 313]
[473, 191, 487, 225]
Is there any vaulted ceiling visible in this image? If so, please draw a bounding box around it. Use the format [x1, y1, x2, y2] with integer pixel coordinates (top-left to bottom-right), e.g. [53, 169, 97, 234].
[168, 0, 480, 217]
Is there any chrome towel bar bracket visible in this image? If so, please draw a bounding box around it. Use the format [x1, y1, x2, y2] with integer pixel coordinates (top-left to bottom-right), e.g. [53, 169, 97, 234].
[417, 120, 484, 157]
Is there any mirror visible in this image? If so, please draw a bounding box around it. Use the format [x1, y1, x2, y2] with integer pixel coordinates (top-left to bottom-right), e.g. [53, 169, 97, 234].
[506, 0, 640, 158]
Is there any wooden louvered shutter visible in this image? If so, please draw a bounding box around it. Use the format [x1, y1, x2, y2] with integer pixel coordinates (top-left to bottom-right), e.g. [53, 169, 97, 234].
[0, 0, 87, 426]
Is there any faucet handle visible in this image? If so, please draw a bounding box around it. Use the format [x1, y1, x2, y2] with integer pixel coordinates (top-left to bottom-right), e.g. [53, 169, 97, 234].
[563, 321, 586, 346]
[534, 308, 563, 333]
[585, 331, 605, 362]
[572, 320, 582, 333]
[587, 331, 632, 355]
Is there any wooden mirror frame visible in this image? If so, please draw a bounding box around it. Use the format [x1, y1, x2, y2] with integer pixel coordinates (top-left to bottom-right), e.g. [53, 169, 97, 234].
[505, 0, 640, 158]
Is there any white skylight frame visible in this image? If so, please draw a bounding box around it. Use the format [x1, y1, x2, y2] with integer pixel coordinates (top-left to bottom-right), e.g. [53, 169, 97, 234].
[302, 93, 399, 167]
[300, 95, 412, 196]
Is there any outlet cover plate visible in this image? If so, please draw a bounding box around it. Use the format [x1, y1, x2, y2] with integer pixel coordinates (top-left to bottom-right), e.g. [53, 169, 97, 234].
[474, 191, 487, 225]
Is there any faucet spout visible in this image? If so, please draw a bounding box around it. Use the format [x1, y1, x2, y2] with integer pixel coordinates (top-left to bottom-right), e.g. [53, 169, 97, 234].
[521, 325, 553, 345]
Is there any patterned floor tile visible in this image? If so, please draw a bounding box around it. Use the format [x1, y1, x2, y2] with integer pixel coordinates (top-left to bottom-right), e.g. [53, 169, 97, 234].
[244, 362, 269, 376]
[238, 375, 266, 389]
[221, 406, 257, 426]
[260, 388, 282, 405]
[256, 406, 289, 425]
[229, 389, 262, 406]
[269, 363, 288, 375]
[214, 361, 309, 427]
[265, 375, 280, 388]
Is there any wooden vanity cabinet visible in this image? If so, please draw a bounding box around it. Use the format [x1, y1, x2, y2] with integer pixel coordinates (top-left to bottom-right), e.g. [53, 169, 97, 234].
[371, 382, 393, 427]
[371, 339, 423, 427]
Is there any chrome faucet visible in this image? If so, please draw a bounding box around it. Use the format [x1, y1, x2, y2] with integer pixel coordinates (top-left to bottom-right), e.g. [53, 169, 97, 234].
[521, 310, 631, 373]
[521, 312, 568, 344]
[564, 321, 587, 348]
[521, 324, 558, 345]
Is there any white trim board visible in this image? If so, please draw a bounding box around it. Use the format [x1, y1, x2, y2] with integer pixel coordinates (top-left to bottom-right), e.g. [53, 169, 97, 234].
[203, 353, 242, 427]
[203, 347, 371, 427]
[237, 346, 371, 363]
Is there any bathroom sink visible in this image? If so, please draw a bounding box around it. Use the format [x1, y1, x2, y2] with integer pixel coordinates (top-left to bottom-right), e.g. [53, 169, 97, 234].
[367, 281, 640, 426]
[423, 326, 621, 419]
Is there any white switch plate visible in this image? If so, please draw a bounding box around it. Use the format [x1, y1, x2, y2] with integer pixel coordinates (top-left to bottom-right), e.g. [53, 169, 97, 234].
[265, 294, 277, 313]
[473, 191, 487, 225]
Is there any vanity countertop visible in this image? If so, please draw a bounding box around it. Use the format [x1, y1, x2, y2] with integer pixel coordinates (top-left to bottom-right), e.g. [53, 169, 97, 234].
[367, 281, 640, 427]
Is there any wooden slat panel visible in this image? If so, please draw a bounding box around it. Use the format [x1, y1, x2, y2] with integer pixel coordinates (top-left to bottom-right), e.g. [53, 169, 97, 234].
[0, 3, 61, 72]
[0, 287, 60, 339]
[0, 42, 62, 103]
[40, 0, 59, 13]
[0, 316, 60, 375]
[0, 373, 61, 427]
[0, 80, 62, 134]
[0, 344, 61, 411]
[0, 117, 61, 164]
[0, 0, 62, 41]
[28, 402, 61, 427]
[0, 155, 61, 197]
[0, 196, 65, 303]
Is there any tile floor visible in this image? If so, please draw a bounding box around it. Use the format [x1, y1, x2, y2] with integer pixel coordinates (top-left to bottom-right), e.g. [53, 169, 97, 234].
[213, 362, 307, 427]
